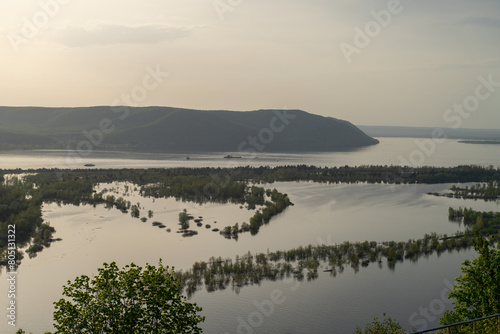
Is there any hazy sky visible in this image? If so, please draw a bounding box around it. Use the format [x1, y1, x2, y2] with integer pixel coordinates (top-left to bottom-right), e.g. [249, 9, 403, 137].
[1, 0, 499, 128]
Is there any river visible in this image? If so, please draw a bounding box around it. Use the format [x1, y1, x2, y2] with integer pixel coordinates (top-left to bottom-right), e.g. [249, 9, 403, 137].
[0, 138, 499, 170]
[1, 138, 500, 333]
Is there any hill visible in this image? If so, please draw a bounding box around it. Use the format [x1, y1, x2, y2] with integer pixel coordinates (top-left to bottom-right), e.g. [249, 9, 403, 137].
[0, 106, 378, 152]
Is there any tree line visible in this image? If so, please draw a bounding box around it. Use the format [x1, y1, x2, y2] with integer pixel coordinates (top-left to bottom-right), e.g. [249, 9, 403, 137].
[4, 164, 499, 188]
[447, 181, 500, 200]
[175, 221, 500, 297]
[449, 207, 500, 236]
[1, 165, 499, 268]
[175, 203, 500, 297]
[0, 174, 47, 265]
[220, 188, 293, 238]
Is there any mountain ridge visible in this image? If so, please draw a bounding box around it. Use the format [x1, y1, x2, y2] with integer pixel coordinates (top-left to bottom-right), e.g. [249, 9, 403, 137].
[0, 106, 378, 152]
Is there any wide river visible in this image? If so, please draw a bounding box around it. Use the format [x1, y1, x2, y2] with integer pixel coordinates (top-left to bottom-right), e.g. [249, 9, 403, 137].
[0, 137, 499, 169]
[1, 138, 500, 333]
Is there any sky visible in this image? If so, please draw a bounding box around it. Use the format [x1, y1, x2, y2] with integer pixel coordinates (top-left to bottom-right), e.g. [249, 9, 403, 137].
[0, 0, 499, 128]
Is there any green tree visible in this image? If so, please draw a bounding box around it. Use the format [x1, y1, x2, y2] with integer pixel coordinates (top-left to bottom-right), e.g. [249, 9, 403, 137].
[53, 261, 204, 333]
[232, 223, 239, 236]
[474, 215, 484, 231]
[354, 314, 407, 334]
[440, 234, 500, 333]
[130, 205, 140, 218]
[178, 210, 190, 230]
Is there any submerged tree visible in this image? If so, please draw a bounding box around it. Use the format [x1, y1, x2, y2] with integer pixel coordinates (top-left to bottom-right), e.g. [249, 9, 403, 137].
[178, 209, 190, 230]
[53, 260, 204, 333]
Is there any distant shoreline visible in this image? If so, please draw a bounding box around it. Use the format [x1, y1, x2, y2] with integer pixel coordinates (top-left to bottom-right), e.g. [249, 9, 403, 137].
[359, 125, 500, 141]
[458, 140, 500, 145]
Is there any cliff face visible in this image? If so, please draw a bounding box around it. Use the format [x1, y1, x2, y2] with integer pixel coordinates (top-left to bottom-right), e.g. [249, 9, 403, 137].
[0, 106, 378, 152]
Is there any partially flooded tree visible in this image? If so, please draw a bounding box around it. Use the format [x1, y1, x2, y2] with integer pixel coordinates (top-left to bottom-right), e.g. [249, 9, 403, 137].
[178, 209, 190, 230]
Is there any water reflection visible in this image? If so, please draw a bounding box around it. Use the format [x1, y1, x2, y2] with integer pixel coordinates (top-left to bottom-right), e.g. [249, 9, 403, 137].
[1, 138, 500, 169]
[1, 180, 498, 333]
[176, 233, 476, 298]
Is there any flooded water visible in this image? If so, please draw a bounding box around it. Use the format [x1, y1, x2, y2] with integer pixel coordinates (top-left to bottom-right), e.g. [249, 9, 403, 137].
[2, 180, 498, 333]
[1, 139, 500, 333]
[192, 249, 475, 333]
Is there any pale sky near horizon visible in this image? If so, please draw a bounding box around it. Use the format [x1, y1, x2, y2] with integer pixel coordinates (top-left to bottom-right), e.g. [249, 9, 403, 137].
[1, 0, 499, 128]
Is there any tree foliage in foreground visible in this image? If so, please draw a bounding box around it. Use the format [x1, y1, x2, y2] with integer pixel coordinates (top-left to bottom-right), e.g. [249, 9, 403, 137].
[354, 314, 407, 334]
[440, 234, 500, 333]
[52, 261, 204, 334]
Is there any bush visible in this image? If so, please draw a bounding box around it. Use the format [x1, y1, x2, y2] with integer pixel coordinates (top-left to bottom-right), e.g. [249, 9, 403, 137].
[354, 314, 407, 334]
[53, 260, 204, 333]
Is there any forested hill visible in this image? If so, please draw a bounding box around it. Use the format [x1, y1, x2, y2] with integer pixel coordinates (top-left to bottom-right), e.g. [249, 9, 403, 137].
[0, 106, 378, 152]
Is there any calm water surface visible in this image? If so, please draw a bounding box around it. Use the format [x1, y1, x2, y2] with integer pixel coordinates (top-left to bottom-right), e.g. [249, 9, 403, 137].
[1, 138, 500, 169]
[1, 181, 498, 333]
[1, 139, 500, 333]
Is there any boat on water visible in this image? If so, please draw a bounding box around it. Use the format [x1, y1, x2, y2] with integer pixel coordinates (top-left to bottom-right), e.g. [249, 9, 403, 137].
[223, 155, 242, 159]
[186, 156, 190, 160]
[84, 164, 95, 167]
